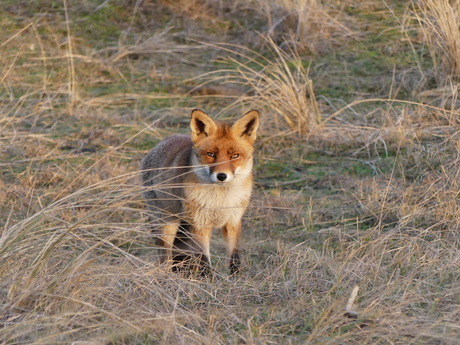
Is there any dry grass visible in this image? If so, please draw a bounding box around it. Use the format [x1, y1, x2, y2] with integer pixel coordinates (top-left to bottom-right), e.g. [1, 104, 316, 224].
[1, 1, 459, 344]
[158, 0, 351, 53]
[413, 0, 460, 84]
[241, 0, 353, 53]
[191, 38, 321, 135]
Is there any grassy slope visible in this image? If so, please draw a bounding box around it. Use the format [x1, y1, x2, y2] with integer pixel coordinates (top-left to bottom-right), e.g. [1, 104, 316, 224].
[0, 1, 459, 344]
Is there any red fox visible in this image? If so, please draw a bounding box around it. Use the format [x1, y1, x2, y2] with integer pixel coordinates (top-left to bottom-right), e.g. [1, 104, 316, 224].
[141, 109, 259, 274]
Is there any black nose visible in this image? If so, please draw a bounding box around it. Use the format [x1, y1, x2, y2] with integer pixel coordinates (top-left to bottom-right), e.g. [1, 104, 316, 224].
[216, 173, 227, 181]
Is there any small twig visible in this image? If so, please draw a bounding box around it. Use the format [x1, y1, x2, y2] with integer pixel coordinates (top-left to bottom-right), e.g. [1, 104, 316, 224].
[344, 285, 360, 319]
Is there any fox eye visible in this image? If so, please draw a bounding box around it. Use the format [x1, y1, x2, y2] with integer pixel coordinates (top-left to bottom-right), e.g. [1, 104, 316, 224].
[231, 153, 240, 159]
[207, 152, 216, 158]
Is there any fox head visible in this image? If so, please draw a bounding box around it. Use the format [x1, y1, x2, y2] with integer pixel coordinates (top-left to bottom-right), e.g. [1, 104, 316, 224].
[190, 109, 259, 184]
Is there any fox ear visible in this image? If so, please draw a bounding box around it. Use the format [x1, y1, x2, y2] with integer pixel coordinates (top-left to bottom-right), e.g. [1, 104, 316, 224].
[190, 109, 217, 142]
[232, 110, 259, 144]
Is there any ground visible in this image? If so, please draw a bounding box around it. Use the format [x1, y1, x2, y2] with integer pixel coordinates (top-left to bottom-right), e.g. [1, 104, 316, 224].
[0, 1, 459, 344]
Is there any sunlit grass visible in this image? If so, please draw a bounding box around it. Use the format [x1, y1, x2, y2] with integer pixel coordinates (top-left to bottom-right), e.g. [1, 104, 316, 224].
[0, 1, 459, 344]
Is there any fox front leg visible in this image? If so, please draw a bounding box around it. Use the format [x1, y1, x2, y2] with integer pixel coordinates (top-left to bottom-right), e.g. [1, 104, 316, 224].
[173, 224, 212, 276]
[192, 227, 212, 275]
[222, 222, 242, 274]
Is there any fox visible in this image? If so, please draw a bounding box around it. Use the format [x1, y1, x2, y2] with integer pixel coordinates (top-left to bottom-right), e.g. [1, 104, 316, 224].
[141, 109, 259, 274]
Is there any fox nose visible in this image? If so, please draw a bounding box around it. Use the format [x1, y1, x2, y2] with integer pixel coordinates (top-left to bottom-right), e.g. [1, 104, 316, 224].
[216, 173, 227, 181]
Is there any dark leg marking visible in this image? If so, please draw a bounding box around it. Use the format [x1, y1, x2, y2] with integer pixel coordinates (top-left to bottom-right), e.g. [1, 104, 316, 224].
[229, 250, 241, 274]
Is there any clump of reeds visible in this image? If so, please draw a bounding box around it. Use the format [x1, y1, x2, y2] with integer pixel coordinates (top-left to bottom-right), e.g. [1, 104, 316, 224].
[194, 37, 321, 136]
[244, 0, 351, 54]
[413, 0, 460, 84]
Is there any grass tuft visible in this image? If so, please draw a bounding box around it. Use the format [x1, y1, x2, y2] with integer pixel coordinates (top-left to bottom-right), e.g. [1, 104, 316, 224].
[413, 0, 460, 85]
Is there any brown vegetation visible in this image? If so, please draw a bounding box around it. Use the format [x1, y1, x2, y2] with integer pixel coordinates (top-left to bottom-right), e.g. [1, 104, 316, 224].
[0, 1, 458, 344]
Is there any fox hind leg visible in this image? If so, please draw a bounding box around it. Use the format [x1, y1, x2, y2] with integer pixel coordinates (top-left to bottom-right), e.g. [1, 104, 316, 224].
[156, 221, 180, 263]
[171, 221, 193, 271]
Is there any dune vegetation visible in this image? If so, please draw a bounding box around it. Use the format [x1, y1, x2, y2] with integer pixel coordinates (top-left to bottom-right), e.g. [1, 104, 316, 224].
[0, 0, 458, 344]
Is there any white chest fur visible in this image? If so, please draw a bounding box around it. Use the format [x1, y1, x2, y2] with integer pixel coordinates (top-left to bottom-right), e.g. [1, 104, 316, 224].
[184, 179, 252, 228]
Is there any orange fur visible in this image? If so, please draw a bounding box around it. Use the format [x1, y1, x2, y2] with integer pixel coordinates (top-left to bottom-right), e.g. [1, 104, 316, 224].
[141, 109, 259, 274]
